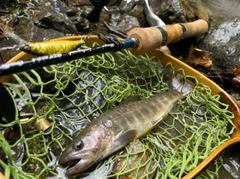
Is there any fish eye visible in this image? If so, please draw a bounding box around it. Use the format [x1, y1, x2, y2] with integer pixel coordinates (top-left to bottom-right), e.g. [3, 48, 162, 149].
[74, 140, 83, 150]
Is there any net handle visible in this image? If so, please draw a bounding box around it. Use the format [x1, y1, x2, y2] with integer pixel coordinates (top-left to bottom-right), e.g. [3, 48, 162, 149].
[182, 137, 240, 179]
[0, 172, 6, 179]
[127, 19, 209, 55]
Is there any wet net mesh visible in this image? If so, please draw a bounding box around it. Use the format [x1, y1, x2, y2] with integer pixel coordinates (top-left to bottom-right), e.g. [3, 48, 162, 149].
[0, 43, 235, 179]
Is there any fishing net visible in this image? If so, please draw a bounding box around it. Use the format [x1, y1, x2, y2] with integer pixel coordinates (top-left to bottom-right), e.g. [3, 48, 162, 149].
[0, 43, 235, 179]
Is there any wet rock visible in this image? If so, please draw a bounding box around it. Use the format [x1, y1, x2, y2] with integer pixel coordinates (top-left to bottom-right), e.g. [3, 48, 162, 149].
[65, 5, 80, 16]
[100, 4, 145, 37]
[0, 13, 19, 28]
[33, 8, 78, 34]
[67, 0, 91, 6]
[109, 13, 140, 33]
[0, 14, 66, 61]
[50, 0, 66, 14]
[70, 6, 92, 33]
[128, 4, 148, 27]
[0, 0, 18, 13]
[202, 0, 240, 26]
[198, 17, 240, 77]
[72, 14, 90, 33]
[150, 0, 212, 24]
[230, 89, 240, 103]
[15, 16, 66, 42]
[0, 83, 17, 130]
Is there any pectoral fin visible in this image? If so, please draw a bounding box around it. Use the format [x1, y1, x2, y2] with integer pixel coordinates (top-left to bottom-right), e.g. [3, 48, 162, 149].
[114, 130, 137, 146]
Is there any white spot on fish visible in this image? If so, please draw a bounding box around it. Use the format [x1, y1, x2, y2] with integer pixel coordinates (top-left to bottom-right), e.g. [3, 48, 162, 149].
[104, 120, 113, 128]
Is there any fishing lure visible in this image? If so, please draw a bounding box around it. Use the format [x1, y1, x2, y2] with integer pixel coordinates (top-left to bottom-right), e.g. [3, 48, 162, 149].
[2, 31, 85, 55]
[25, 39, 85, 55]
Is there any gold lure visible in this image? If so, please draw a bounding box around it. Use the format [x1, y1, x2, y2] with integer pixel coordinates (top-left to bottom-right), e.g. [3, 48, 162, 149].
[2, 31, 85, 55]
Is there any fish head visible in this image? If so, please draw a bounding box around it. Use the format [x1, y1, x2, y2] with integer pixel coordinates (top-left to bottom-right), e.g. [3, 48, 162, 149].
[59, 125, 112, 175]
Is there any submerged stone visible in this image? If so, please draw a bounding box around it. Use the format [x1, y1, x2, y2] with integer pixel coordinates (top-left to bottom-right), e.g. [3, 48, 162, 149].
[198, 17, 240, 77]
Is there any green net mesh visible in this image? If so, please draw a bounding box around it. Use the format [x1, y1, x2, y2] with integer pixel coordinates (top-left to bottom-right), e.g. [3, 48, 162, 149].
[0, 43, 235, 179]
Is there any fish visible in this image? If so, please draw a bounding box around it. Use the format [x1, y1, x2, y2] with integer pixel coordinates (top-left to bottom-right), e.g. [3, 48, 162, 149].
[59, 77, 193, 175]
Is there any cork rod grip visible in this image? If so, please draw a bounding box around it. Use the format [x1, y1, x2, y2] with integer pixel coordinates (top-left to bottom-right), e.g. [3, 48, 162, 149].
[127, 19, 209, 55]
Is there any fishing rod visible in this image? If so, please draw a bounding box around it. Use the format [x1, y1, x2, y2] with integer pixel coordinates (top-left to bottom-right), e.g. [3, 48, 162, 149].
[0, 19, 209, 77]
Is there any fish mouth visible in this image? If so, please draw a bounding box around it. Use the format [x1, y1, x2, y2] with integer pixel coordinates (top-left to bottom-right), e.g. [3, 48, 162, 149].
[65, 158, 82, 175]
[67, 158, 81, 168]
[65, 158, 92, 175]
[60, 150, 98, 175]
[67, 159, 81, 172]
[59, 156, 82, 174]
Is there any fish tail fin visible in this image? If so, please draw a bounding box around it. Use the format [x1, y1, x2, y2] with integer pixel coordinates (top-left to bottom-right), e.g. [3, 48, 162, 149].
[168, 70, 195, 97]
